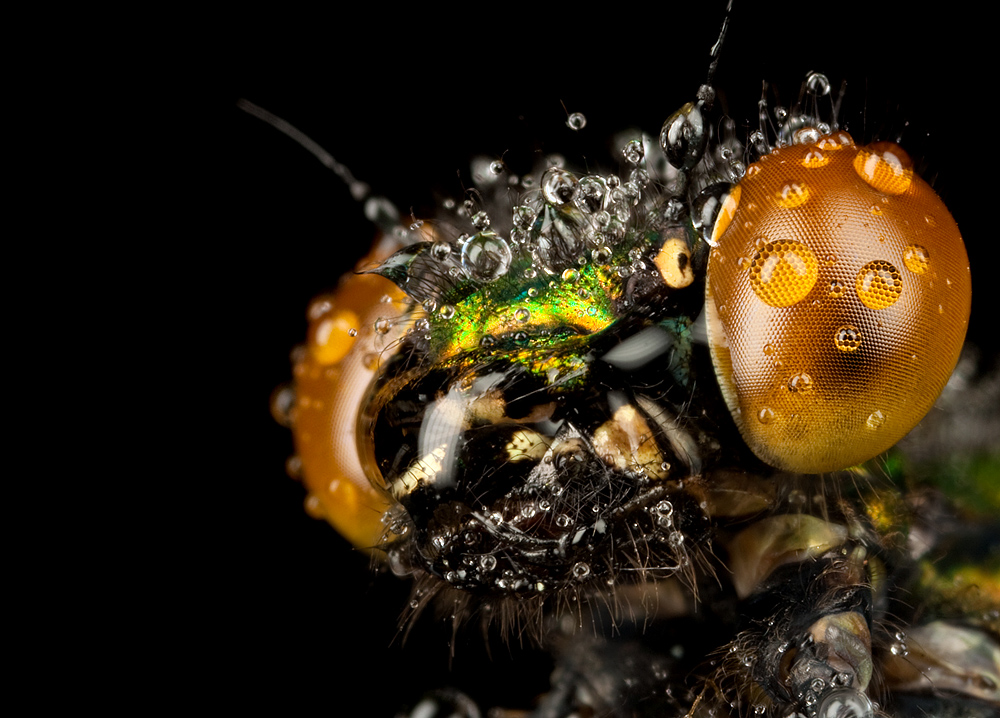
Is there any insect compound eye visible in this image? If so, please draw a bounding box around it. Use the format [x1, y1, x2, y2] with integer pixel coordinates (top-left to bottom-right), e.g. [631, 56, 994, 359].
[284, 242, 410, 550]
[705, 132, 971, 473]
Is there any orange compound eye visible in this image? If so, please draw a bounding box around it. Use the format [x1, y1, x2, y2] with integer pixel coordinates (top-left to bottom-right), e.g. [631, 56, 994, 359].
[285, 237, 410, 549]
[706, 133, 971, 474]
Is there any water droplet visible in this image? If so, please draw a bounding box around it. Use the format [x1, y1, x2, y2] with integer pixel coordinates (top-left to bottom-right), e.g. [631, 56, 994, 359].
[347, 328, 357, 337]
[439, 304, 456, 320]
[806, 71, 831, 95]
[374, 317, 392, 335]
[542, 166, 579, 205]
[572, 562, 591, 579]
[489, 159, 505, 175]
[462, 233, 513, 281]
[514, 307, 531, 323]
[566, 112, 586, 130]
[776, 181, 810, 208]
[829, 280, 845, 298]
[763, 343, 776, 356]
[480, 555, 497, 571]
[430, 241, 452, 260]
[793, 127, 822, 146]
[788, 373, 813, 393]
[472, 211, 491, 230]
[622, 139, 645, 165]
[866, 409, 886, 429]
[749, 240, 819, 307]
[800, 148, 829, 169]
[561, 268, 580, 283]
[757, 406, 775, 424]
[856, 260, 902, 310]
[903, 244, 929, 274]
[853, 143, 913, 195]
[834, 325, 862, 352]
[592, 246, 612, 264]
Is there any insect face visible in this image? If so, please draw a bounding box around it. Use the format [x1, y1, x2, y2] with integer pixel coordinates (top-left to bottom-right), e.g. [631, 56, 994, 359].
[247, 10, 997, 717]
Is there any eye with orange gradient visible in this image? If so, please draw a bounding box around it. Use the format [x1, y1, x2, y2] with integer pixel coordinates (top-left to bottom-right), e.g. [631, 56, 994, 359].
[706, 132, 971, 474]
[280, 237, 410, 549]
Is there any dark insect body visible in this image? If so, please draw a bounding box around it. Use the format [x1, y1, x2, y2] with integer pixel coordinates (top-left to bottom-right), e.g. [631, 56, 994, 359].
[240, 8, 998, 718]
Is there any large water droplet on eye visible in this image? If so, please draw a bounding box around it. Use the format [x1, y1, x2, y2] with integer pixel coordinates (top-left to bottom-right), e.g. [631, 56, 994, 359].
[834, 325, 862, 352]
[310, 309, 360, 364]
[801, 148, 829, 168]
[776, 181, 810, 208]
[853, 143, 913, 195]
[903, 244, 929, 274]
[748, 240, 819, 307]
[855, 260, 902, 310]
[462, 233, 513, 281]
[542, 167, 579, 205]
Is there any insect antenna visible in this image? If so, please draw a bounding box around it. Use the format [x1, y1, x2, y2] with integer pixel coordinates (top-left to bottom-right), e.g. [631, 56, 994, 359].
[705, 0, 734, 90]
[236, 97, 404, 235]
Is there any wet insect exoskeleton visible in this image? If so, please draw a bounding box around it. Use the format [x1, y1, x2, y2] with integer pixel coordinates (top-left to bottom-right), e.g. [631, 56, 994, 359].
[248, 8, 999, 718]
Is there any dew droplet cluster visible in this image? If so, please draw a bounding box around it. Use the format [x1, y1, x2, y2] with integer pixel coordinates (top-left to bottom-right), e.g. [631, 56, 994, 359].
[706, 132, 971, 473]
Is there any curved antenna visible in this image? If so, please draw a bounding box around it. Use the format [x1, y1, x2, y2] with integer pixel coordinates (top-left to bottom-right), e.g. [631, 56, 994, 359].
[236, 98, 401, 233]
[705, 0, 734, 89]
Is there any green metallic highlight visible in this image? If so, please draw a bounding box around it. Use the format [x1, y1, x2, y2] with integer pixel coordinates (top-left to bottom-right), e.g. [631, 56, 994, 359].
[429, 259, 624, 361]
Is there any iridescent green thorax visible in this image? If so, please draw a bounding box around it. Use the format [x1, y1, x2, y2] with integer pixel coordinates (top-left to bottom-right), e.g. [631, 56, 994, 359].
[430, 254, 623, 361]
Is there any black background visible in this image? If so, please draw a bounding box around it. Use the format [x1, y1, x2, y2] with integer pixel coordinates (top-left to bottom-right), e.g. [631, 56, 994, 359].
[204, 3, 993, 713]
